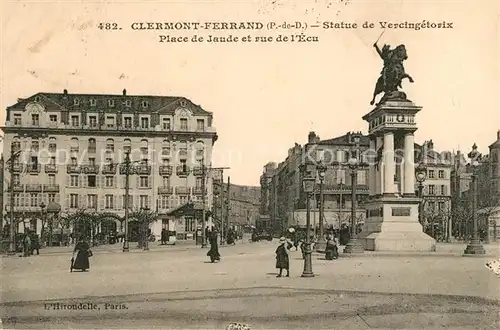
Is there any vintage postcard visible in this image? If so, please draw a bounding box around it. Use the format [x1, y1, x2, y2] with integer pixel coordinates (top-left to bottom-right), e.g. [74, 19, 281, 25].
[0, 0, 499, 329]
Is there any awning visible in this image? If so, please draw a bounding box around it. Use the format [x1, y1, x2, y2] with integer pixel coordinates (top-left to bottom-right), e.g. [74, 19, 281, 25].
[166, 201, 207, 217]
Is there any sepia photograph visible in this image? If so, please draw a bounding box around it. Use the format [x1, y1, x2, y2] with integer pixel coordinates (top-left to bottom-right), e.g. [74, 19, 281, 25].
[0, 0, 499, 329]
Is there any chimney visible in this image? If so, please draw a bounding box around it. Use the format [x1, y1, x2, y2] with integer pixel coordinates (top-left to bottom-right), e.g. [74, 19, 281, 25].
[123, 89, 127, 96]
[308, 131, 316, 143]
[497, 130, 500, 140]
[63, 89, 68, 95]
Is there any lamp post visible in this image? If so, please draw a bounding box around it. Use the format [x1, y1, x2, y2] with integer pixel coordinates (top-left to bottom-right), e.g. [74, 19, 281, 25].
[143, 207, 151, 251]
[123, 150, 131, 252]
[315, 162, 327, 252]
[343, 156, 364, 254]
[301, 166, 315, 278]
[40, 202, 48, 247]
[7, 149, 22, 255]
[463, 143, 486, 256]
[415, 162, 427, 227]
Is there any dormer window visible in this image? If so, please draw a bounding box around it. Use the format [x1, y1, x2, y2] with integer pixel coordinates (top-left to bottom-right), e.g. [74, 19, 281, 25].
[125, 100, 132, 107]
[108, 99, 115, 107]
[90, 99, 96, 106]
[34, 96, 40, 102]
[73, 98, 80, 106]
[141, 101, 148, 108]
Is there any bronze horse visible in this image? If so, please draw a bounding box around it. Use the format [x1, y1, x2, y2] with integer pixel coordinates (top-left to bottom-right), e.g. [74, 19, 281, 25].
[370, 43, 414, 105]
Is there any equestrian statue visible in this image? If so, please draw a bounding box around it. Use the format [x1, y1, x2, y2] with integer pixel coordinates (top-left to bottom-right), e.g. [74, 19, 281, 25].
[370, 41, 414, 106]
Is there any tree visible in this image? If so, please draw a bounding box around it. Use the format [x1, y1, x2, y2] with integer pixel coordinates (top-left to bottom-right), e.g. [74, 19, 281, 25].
[129, 209, 157, 248]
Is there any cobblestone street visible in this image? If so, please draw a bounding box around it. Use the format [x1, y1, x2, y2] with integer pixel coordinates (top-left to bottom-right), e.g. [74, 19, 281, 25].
[2, 241, 499, 328]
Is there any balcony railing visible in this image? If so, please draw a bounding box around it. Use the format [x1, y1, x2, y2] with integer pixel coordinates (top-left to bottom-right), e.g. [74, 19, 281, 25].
[81, 165, 100, 174]
[43, 184, 60, 192]
[27, 164, 41, 174]
[135, 165, 151, 175]
[322, 184, 370, 193]
[192, 166, 204, 176]
[10, 164, 23, 173]
[67, 165, 81, 174]
[44, 164, 58, 173]
[159, 165, 173, 176]
[175, 186, 191, 195]
[102, 164, 117, 174]
[176, 165, 190, 176]
[158, 186, 174, 194]
[26, 184, 42, 192]
[9, 184, 24, 192]
[192, 187, 206, 195]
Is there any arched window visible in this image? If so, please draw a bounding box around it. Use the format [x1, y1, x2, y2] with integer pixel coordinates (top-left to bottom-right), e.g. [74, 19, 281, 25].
[162, 139, 171, 156]
[195, 141, 205, 160]
[140, 139, 148, 156]
[178, 141, 187, 159]
[123, 139, 131, 153]
[48, 137, 57, 153]
[11, 137, 21, 152]
[70, 138, 79, 153]
[106, 138, 114, 152]
[88, 138, 96, 153]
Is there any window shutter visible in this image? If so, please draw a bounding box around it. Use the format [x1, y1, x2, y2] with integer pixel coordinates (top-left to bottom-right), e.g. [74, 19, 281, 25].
[336, 169, 344, 184]
[357, 171, 366, 184]
[444, 185, 448, 195]
[82, 175, 88, 188]
[135, 195, 139, 210]
[65, 194, 70, 209]
[147, 195, 152, 209]
[119, 195, 124, 209]
[136, 176, 140, 189]
[122, 176, 126, 189]
[148, 176, 152, 188]
[66, 175, 70, 187]
[114, 176, 117, 188]
[56, 193, 60, 203]
[79, 194, 84, 209]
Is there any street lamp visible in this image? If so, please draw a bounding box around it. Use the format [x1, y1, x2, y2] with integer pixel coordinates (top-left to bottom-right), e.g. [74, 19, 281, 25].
[143, 207, 151, 251]
[301, 166, 315, 278]
[343, 155, 364, 254]
[463, 143, 486, 256]
[315, 162, 327, 252]
[40, 202, 48, 247]
[415, 162, 427, 227]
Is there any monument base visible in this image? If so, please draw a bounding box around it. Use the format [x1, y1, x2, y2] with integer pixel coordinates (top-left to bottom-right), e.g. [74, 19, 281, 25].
[358, 195, 436, 252]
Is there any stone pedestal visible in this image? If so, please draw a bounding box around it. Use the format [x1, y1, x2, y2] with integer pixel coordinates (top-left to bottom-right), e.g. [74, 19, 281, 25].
[357, 196, 436, 252]
[360, 98, 436, 252]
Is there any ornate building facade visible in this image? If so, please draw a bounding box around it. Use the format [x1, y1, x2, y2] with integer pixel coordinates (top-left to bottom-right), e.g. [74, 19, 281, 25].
[1, 89, 218, 240]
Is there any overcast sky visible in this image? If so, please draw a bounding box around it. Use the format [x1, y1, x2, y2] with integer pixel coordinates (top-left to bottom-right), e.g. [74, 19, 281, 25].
[1, 0, 498, 186]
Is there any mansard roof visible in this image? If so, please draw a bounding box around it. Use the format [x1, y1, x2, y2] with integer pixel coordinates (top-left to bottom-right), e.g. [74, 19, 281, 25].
[6, 90, 211, 116]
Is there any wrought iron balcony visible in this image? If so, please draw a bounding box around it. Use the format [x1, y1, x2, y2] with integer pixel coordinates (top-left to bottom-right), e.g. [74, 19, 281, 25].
[135, 164, 151, 175]
[81, 165, 100, 174]
[43, 184, 60, 192]
[192, 166, 204, 176]
[192, 187, 206, 195]
[27, 164, 41, 174]
[102, 164, 117, 174]
[44, 164, 58, 173]
[322, 184, 370, 193]
[176, 165, 190, 177]
[175, 186, 191, 195]
[67, 165, 81, 174]
[8, 184, 24, 192]
[8, 164, 24, 173]
[158, 186, 174, 194]
[159, 165, 173, 176]
[26, 184, 42, 192]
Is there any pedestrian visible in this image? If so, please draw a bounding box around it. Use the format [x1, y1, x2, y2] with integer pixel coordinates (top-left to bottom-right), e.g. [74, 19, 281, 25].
[207, 228, 221, 263]
[71, 237, 92, 272]
[161, 228, 167, 245]
[275, 237, 290, 277]
[30, 232, 40, 255]
[23, 232, 32, 257]
[325, 235, 339, 260]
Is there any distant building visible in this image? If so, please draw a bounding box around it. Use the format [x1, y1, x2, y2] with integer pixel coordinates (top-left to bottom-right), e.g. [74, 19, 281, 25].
[0, 155, 3, 229]
[227, 184, 260, 227]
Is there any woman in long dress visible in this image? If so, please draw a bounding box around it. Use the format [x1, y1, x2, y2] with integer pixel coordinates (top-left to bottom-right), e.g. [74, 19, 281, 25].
[207, 229, 221, 263]
[72, 238, 92, 272]
[275, 237, 290, 277]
